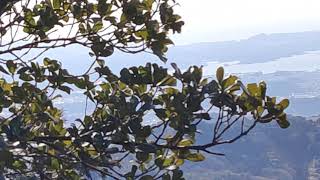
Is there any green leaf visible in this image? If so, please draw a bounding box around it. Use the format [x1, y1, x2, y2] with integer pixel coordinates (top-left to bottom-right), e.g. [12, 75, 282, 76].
[51, 158, 60, 170]
[259, 81, 267, 98]
[162, 38, 174, 46]
[19, 73, 34, 81]
[247, 83, 259, 96]
[277, 113, 290, 129]
[216, 66, 224, 82]
[154, 109, 167, 120]
[62, 15, 69, 22]
[175, 159, 184, 167]
[79, 23, 86, 34]
[143, 0, 154, 10]
[178, 139, 193, 147]
[74, 79, 86, 89]
[135, 30, 149, 39]
[186, 153, 205, 162]
[53, 0, 61, 9]
[6, 60, 17, 74]
[92, 21, 103, 32]
[204, 80, 219, 94]
[222, 75, 238, 89]
[101, 46, 114, 57]
[136, 152, 150, 162]
[157, 75, 177, 86]
[278, 99, 289, 109]
[162, 157, 174, 167]
[12, 160, 26, 170]
[43, 58, 51, 66]
[120, 13, 127, 22]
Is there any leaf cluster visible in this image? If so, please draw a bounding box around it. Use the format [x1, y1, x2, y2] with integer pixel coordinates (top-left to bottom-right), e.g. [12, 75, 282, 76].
[0, 0, 184, 61]
[0, 60, 290, 179]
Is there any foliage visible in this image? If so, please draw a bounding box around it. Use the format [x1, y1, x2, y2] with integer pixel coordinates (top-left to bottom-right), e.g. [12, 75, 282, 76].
[0, 0, 183, 61]
[0, 0, 289, 179]
[0, 62, 290, 179]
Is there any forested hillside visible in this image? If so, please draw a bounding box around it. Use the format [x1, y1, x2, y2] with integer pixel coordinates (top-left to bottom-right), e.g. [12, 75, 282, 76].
[184, 116, 320, 180]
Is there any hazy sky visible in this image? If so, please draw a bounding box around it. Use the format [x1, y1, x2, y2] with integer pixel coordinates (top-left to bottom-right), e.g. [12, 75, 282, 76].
[173, 0, 320, 44]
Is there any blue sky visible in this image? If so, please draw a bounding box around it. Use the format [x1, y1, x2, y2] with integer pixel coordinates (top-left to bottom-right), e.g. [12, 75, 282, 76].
[173, 0, 320, 44]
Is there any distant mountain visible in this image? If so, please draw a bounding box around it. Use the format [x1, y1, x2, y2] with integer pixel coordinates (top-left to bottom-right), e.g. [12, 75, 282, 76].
[183, 115, 320, 180]
[49, 31, 320, 74]
[167, 31, 320, 67]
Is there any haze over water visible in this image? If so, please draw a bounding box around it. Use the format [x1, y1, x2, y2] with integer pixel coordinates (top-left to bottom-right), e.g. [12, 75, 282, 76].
[203, 51, 320, 76]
